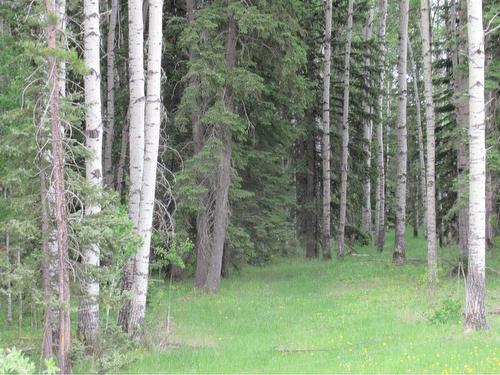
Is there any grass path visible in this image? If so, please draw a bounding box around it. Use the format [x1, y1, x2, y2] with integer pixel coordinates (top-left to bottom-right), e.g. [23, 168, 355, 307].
[119, 231, 499, 374]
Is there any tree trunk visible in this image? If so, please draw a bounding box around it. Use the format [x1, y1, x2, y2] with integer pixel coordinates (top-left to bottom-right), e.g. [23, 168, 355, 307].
[464, 0, 487, 331]
[362, 8, 374, 237]
[195, 12, 236, 292]
[455, 0, 469, 258]
[393, 0, 409, 264]
[78, 0, 102, 347]
[40, 170, 54, 360]
[56, 0, 66, 97]
[115, 110, 129, 197]
[420, 0, 438, 283]
[337, 0, 354, 258]
[5, 218, 12, 323]
[408, 41, 427, 237]
[103, 0, 119, 187]
[128, 0, 164, 335]
[46, 0, 71, 371]
[127, 0, 145, 230]
[375, 0, 388, 252]
[119, 0, 145, 330]
[321, 0, 332, 260]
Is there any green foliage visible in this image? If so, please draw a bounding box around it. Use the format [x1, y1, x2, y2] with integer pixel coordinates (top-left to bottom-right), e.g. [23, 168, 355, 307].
[151, 236, 193, 271]
[0, 347, 58, 375]
[0, 348, 36, 375]
[429, 299, 462, 325]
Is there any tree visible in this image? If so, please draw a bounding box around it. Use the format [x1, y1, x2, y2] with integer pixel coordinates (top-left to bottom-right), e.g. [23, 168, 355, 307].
[78, 0, 102, 346]
[45, 0, 71, 370]
[195, 10, 237, 292]
[128, 0, 164, 334]
[375, 0, 388, 252]
[321, 0, 333, 260]
[337, 0, 354, 258]
[408, 41, 427, 238]
[119, 0, 145, 330]
[419, 0, 437, 283]
[464, 0, 487, 331]
[393, 0, 409, 264]
[362, 8, 374, 237]
[103, 0, 119, 187]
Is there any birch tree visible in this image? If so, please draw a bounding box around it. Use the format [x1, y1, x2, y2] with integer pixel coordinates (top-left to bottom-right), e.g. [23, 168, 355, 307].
[393, 0, 409, 264]
[128, 0, 163, 334]
[45, 0, 71, 370]
[464, 0, 487, 331]
[420, 0, 437, 283]
[408, 41, 427, 237]
[321, 0, 333, 259]
[78, 0, 102, 345]
[375, 0, 388, 252]
[362, 8, 374, 237]
[119, 0, 145, 330]
[337, 0, 354, 258]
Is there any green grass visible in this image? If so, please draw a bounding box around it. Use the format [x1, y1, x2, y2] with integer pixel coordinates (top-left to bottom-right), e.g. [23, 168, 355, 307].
[2, 229, 499, 374]
[118, 230, 499, 374]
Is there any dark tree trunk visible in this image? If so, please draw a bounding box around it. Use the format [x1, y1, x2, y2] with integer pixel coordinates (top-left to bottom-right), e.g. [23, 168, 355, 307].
[46, 0, 71, 370]
[195, 11, 237, 293]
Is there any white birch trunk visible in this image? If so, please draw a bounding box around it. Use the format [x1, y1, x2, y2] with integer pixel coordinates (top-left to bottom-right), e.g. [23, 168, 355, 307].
[393, 0, 409, 264]
[128, 0, 145, 229]
[119, 0, 145, 330]
[420, 0, 438, 283]
[321, 0, 333, 260]
[78, 0, 102, 346]
[128, 0, 163, 334]
[408, 41, 427, 237]
[464, 0, 487, 331]
[103, 0, 119, 187]
[337, 0, 354, 258]
[362, 8, 374, 237]
[375, 0, 388, 252]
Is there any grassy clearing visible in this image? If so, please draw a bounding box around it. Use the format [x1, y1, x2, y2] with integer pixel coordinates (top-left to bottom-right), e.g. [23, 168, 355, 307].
[2, 229, 499, 373]
[117, 230, 499, 374]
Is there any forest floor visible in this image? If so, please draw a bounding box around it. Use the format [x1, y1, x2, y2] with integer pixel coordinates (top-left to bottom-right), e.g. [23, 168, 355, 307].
[2, 229, 499, 373]
[119, 230, 499, 374]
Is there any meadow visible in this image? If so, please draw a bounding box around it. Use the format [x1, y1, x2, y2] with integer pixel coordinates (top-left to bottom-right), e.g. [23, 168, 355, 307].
[2, 229, 499, 373]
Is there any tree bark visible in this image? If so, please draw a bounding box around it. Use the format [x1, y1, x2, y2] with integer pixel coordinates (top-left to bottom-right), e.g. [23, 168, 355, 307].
[103, 0, 119, 187]
[78, 0, 102, 347]
[362, 8, 374, 237]
[393, 0, 409, 264]
[56, 0, 66, 97]
[420, 0, 438, 283]
[321, 0, 332, 260]
[119, 0, 146, 330]
[46, 0, 71, 370]
[195, 12, 236, 292]
[408, 41, 427, 237]
[375, 0, 388, 252]
[115, 110, 129, 196]
[455, 0, 469, 258]
[464, 0, 487, 331]
[40, 170, 54, 360]
[337, 0, 354, 258]
[128, 0, 164, 335]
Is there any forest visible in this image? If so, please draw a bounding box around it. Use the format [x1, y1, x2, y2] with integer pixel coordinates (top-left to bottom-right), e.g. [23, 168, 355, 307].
[0, 0, 498, 373]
